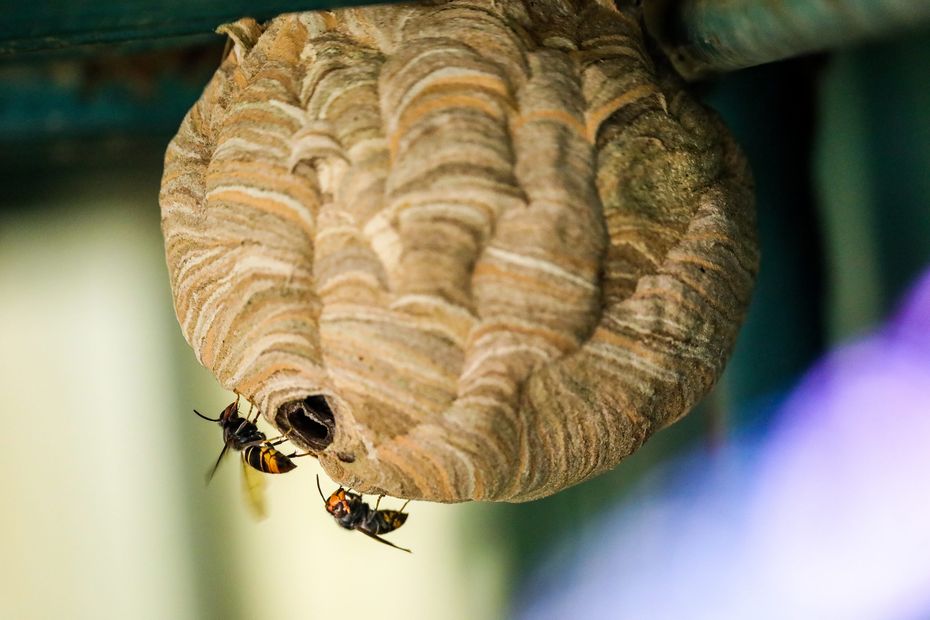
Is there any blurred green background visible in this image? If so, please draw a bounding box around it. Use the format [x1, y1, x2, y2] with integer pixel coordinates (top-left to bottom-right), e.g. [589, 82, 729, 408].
[1, 11, 928, 620]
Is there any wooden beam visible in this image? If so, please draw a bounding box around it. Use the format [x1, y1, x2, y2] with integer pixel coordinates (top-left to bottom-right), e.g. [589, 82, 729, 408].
[0, 0, 391, 55]
[654, 0, 930, 77]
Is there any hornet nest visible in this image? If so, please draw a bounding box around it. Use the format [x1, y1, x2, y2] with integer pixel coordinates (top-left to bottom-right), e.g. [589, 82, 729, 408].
[160, 0, 757, 502]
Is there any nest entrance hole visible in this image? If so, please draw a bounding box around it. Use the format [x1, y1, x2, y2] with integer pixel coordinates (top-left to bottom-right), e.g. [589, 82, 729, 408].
[276, 395, 335, 451]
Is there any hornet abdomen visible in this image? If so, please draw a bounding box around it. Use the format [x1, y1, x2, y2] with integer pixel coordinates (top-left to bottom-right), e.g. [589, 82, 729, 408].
[244, 444, 296, 474]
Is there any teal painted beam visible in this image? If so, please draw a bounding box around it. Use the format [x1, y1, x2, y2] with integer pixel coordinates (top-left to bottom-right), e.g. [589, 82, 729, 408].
[656, 0, 930, 75]
[0, 0, 392, 55]
[7, 0, 930, 65]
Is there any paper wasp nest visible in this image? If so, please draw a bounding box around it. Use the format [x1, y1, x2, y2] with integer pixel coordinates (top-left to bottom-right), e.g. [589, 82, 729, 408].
[160, 0, 757, 502]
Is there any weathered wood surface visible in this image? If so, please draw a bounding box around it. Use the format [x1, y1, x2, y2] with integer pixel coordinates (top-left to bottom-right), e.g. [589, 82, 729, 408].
[654, 0, 930, 77]
[160, 0, 758, 502]
[0, 0, 389, 54]
[6, 0, 929, 69]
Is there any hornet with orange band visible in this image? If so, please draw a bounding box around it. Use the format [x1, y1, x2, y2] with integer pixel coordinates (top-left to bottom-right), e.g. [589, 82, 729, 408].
[317, 475, 411, 552]
[194, 398, 297, 517]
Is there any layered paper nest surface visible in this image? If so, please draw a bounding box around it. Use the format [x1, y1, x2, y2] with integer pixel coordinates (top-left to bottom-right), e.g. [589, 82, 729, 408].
[160, 0, 758, 502]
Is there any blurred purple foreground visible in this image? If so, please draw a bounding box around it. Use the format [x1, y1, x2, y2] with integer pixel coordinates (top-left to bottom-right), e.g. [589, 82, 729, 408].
[518, 270, 930, 620]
